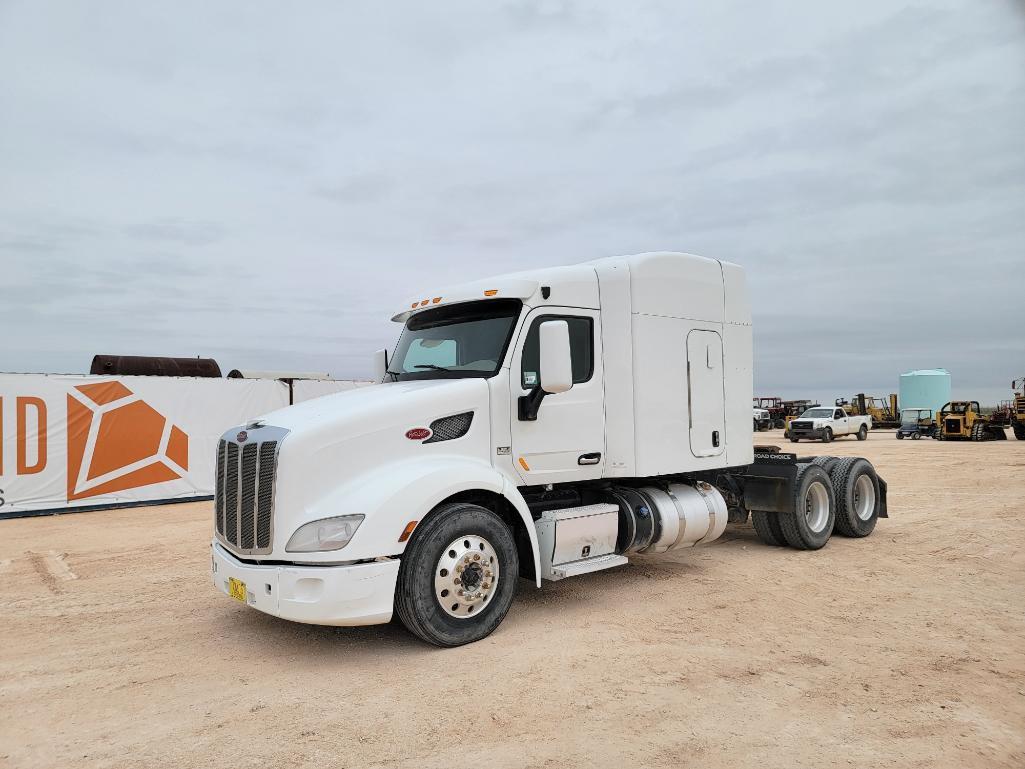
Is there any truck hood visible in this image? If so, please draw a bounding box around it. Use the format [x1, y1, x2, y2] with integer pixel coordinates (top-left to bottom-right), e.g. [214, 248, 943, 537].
[253, 378, 494, 557]
[257, 378, 491, 452]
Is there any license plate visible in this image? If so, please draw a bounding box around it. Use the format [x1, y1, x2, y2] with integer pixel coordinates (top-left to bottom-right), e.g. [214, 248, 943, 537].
[228, 577, 247, 603]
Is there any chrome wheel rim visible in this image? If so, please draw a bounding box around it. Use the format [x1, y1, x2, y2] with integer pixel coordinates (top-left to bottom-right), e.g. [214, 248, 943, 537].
[853, 474, 876, 521]
[805, 481, 830, 533]
[434, 535, 499, 619]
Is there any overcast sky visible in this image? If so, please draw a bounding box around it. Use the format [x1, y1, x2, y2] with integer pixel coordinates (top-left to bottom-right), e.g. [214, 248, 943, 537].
[1, 1, 1023, 405]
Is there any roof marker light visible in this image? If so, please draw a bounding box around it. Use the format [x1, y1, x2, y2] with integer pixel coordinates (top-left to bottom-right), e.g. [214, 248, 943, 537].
[432, 297, 442, 304]
[419, 299, 429, 306]
[484, 289, 498, 297]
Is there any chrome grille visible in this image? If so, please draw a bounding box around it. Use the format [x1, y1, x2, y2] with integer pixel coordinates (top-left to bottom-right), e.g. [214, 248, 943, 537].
[215, 426, 287, 555]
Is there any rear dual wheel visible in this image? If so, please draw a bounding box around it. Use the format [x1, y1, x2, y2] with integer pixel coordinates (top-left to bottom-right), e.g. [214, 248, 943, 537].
[752, 464, 836, 550]
[751, 510, 787, 546]
[777, 464, 835, 550]
[828, 457, 880, 538]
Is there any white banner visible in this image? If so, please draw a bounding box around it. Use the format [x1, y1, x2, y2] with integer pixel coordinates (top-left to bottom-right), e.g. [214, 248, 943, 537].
[0, 374, 288, 517]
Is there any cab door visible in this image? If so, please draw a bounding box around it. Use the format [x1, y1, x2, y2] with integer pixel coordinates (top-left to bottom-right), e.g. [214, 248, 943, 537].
[509, 307, 605, 485]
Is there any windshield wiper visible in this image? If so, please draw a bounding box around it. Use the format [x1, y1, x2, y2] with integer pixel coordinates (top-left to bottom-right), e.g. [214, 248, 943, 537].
[413, 364, 453, 371]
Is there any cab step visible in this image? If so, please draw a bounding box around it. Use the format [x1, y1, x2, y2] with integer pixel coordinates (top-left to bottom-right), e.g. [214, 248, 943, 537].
[549, 553, 628, 581]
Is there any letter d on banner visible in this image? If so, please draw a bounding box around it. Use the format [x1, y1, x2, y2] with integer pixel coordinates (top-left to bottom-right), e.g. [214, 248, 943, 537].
[17, 396, 47, 475]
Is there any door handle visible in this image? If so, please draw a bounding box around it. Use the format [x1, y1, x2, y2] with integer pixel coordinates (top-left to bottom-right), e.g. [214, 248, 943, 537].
[578, 452, 601, 465]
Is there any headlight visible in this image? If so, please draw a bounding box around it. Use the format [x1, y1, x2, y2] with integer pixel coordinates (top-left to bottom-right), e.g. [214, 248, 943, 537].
[285, 515, 365, 553]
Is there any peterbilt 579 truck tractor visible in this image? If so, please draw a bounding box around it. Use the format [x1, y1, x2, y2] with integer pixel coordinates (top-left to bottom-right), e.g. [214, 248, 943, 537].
[211, 252, 888, 646]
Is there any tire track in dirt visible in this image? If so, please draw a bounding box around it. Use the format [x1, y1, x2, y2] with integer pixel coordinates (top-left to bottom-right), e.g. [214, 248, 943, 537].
[27, 551, 78, 594]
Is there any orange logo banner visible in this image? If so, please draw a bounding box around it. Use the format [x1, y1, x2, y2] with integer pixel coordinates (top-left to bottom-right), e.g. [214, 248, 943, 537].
[66, 382, 189, 501]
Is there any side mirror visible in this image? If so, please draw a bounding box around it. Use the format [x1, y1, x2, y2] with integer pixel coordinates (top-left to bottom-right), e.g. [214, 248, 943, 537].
[518, 320, 573, 421]
[373, 349, 389, 383]
[539, 320, 573, 394]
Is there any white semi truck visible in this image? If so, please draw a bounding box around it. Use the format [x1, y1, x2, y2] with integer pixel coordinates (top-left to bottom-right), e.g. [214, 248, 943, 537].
[211, 252, 888, 646]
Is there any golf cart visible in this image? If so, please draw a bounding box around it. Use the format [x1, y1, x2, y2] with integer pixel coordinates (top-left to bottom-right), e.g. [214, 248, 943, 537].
[896, 408, 935, 440]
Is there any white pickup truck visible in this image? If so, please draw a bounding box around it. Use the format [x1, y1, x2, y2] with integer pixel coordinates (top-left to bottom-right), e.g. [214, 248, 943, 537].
[210, 251, 888, 646]
[788, 406, 871, 443]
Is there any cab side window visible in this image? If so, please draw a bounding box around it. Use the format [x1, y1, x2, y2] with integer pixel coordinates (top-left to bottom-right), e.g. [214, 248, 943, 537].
[520, 315, 593, 389]
[834, 409, 843, 419]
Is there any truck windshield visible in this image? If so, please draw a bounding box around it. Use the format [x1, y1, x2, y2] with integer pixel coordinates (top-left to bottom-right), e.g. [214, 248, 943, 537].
[388, 299, 522, 381]
[801, 408, 833, 418]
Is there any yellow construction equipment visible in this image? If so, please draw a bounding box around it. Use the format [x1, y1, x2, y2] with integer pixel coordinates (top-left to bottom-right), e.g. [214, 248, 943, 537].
[934, 401, 1007, 441]
[1011, 378, 1025, 441]
[836, 393, 900, 429]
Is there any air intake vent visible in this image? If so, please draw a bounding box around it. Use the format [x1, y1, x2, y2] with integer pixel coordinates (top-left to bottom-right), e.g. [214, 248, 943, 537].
[425, 412, 473, 443]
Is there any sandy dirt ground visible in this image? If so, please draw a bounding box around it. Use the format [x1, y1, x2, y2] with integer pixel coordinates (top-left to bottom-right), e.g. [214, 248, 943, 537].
[1, 429, 1023, 768]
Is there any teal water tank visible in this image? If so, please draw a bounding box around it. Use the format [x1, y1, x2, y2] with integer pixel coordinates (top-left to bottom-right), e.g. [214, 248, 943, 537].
[899, 369, 951, 416]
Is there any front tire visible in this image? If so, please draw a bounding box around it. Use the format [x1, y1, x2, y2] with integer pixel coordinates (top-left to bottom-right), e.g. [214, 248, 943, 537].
[822, 427, 833, 443]
[395, 502, 519, 647]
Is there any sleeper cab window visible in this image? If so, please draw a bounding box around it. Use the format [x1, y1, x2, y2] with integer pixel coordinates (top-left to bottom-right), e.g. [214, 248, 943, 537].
[520, 315, 594, 390]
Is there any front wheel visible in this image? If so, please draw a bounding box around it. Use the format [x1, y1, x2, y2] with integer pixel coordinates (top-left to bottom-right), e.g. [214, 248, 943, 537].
[822, 427, 833, 443]
[395, 502, 519, 647]
[790, 436, 800, 443]
[896, 432, 904, 439]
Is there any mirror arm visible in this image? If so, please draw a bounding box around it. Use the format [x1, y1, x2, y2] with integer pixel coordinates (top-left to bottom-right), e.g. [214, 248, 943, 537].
[517, 386, 547, 421]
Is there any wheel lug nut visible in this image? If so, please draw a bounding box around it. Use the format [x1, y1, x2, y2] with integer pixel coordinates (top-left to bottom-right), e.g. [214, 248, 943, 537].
[457, 590, 464, 596]
[456, 564, 464, 572]
[473, 554, 480, 561]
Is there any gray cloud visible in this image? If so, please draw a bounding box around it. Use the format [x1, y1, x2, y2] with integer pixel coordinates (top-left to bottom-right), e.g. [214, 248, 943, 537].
[0, 0, 1022, 403]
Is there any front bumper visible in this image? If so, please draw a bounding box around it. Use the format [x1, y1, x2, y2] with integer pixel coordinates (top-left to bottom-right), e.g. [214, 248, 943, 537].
[790, 426, 826, 439]
[211, 541, 399, 626]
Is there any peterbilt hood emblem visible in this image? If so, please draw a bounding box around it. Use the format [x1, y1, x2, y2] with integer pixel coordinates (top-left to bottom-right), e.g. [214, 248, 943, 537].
[405, 427, 432, 441]
[237, 430, 248, 443]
